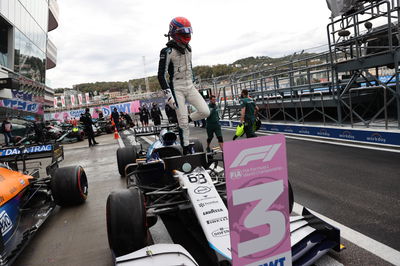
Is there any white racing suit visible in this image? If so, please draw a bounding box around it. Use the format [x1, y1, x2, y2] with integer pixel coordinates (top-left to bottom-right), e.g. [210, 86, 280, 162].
[158, 40, 209, 147]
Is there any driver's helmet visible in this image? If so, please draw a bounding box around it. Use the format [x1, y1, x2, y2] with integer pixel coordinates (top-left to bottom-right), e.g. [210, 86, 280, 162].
[169, 17, 192, 45]
[235, 123, 245, 137]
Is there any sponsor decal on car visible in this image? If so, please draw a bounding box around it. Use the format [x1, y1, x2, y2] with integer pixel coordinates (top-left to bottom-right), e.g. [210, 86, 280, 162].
[212, 227, 230, 238]
[198, 200, 219, 207]
[0, 210, 13, 236]
[0, 144, 53, 157]
[196, 196, 217, 202]
[9, 187, 17, 194]
[179, 167, 232, 260]
[203, 208, 223, 216]
[194, 186, 211, 194]
[206, 216, 228, 225]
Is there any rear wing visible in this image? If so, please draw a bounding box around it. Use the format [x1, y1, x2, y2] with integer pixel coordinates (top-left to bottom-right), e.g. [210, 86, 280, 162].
[0, 144, 64, 163]
[133, 124, 179, 139]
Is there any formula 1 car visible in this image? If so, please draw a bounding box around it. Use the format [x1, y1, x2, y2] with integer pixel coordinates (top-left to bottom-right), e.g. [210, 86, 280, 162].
[94, 119, 114, 135]
[56, 123, 85, 142]
[116, 124, 182, 176]
[0, 144, 89, 265]
[107, 129, 341, 265]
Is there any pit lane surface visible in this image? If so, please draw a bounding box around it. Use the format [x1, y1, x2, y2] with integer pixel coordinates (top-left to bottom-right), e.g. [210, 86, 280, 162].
[14, 135, 122, 266]
[13, 127, 399, 265]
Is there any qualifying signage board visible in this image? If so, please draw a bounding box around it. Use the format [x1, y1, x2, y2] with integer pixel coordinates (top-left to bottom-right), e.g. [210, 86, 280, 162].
[224, 134, 292, 266]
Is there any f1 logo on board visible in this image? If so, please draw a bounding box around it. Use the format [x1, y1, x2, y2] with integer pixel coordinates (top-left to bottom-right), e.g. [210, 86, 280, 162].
[229, 144, 281, 168]
[0, 210, 13, 236]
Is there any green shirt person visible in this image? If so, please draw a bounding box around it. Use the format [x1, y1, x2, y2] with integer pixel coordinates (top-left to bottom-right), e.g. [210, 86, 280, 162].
[240, 89, 259, 138]
[206, 95, 223, 152]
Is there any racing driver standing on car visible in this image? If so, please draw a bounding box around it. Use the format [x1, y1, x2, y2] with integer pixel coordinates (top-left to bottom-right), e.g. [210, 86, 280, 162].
[158, 17, 209, 155]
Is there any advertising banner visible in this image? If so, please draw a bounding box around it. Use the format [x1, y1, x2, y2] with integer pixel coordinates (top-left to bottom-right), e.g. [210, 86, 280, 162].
[78, 94, 83, 105]
[85, 93, 90, 104]
[70, 95, 76, 106]
[224, 135, 292, 266]
[60, 96, 65, 107]
[45, 100, 141, 121]
[0, 99, 44, 114]
[224, 120, 400, 147]
[11, 89, 33, 102]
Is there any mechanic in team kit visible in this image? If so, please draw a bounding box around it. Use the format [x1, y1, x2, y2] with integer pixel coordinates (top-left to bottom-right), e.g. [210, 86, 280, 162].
[206, 95, 223, 152]
[158, 17, 210, 155]
[240, 89, 259, 138]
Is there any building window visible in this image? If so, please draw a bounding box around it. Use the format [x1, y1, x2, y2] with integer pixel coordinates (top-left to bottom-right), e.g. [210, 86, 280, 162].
[0, 16, 10, 68]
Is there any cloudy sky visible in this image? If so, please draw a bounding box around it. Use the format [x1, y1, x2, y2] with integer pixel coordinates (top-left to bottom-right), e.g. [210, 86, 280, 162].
[47, 0, 332, 88]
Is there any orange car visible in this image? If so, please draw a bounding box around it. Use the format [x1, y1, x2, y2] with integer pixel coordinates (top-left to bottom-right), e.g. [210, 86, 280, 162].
[0, 144, 88, 265]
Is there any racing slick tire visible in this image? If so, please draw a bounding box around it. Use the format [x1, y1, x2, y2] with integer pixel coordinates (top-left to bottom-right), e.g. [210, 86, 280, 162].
[117, 146, 137, 177]
[77, 131, 85, 141]
[191, 138, 204, 153]
[106, 188, 148, 257]
[51, 165, 88, 206]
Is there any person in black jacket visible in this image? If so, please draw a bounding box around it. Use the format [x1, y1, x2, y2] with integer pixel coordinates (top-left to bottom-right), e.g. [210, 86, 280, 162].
[165, 104, 177, 124]
[111, 108, 120, 131]
[140, 105, 150, 126]
[151, 103, 163, 126]
[80, 108, 98, 147]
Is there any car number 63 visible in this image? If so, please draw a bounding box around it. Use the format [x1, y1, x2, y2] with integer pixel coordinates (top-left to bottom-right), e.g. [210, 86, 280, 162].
[187, 173, 207, 184]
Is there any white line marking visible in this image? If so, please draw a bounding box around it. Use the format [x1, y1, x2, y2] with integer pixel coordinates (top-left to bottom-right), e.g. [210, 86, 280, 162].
[221, 127, 400, 153]
[293, 202, 400, 266]
[117, 134, 124, 148]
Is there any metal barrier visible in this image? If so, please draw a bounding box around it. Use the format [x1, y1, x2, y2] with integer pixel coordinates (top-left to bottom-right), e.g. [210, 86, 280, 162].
[213, 0, 400, 130]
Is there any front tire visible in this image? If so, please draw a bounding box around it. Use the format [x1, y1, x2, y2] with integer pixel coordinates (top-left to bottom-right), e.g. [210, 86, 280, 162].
[51, 166, 88, 206]
[106, 188, 148, 257]
[117, 146, 137, 177]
